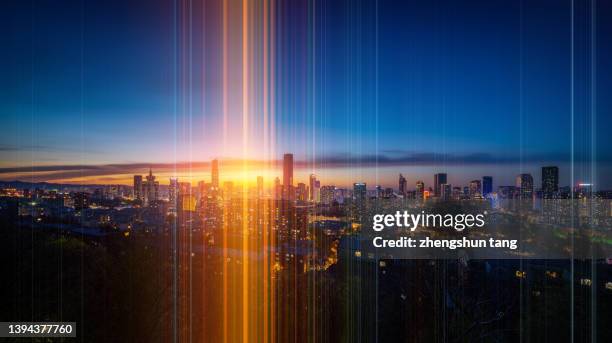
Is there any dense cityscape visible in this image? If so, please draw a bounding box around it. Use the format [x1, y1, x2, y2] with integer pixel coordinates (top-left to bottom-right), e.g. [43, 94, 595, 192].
[2, 154, 612, 342]
[2, 154, 607, 221]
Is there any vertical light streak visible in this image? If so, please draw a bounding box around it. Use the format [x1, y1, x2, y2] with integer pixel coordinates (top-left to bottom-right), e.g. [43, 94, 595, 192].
[262, 0, 270, 342]
[223, 0, 229, 148]
[589, 0, 597, 339]
[570, 1, 576, 340]
[269, 1, 277, 341]
[221, 1, 229, 342]
[241, 0, 250, 341]
[173, 1, 283, 341]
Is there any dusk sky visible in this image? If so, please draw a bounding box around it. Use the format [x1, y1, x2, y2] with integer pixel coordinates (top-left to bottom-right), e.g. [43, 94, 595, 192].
[1, 0, 611, 189]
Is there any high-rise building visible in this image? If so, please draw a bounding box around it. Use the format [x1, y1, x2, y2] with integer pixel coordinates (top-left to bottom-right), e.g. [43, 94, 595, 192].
[283, 153, 293, 187]
[274, 177, 281, 200]
[178, 182, 193, 212]
[309, 174, 317, 201]
[399, 174, 407, 196]
[133, 175, 143, 201]
[282, 154, 294, 200]
[441, 183, 452, 200]
[434, 173, 447, 197]
[179, 182, 191, 196]
[354, 183, 366, 198]
[384, 188, 394, 198]
[296, 182, 307, 201]
[416, 180, 425, 199]
[575, 183, 593, 199]
[197, 181, 209, 199]
[320, 186, 336, 205]
[376, 185, 383, 198]
[181, 194, 197, 212]
[73, 192, 89, 211]
[211, 159, 219, 189]
[542, 166, 559, 198]
[452, 186, 462, 200]
[516, 174, 534, 199]
[144, 168, 159, 206]
[469, 180, 482, 198]
[482, 176, 493, 197]
[353, 183, 367, 203]
[257, 176, 264, 199]
[169, 178, 179, 209]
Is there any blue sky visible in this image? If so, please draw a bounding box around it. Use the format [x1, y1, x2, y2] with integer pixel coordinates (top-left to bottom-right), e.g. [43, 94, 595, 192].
[1, 0, 611, 188]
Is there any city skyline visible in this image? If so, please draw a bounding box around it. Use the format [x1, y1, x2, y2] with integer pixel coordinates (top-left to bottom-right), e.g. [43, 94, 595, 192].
[0, 154, 602, 191]
[116, 158, 585, 201]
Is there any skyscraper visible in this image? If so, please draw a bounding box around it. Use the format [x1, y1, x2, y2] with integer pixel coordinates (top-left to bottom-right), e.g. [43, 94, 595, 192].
[133, 175, 143, 201]
[274, 177, 281, 200]
[179, 182, 191, 197]
[211, 159, 219, 189]
[320, 185, 336, 205]
[353, 182, 367, 222]
[516, 174, 534, 199]
[452, 186, 462, 200]
[313, 179, 321, 202]
[482, 176, 493, 197]
[399, 174, 407, 196]
[283, 153, 293, 187]
[434, 173, 447, 197]
[353, 183, 367, 203]
[542, 166, 559, 198]
[73, 192, 89, 211]
[376, 185, 383, 198]
[469, 180, 482, 198]
[296, 183, 307, 201]
[169, 178, 179, 209]
[309, 174, 317, 201]
[143, 168, 159, 206]
[197, 180, 209, 199]
[282, 154, 294, 200]
[441, 184, 452, 200]
[416, 180, 425, 199]
[178, 182, 192, 212]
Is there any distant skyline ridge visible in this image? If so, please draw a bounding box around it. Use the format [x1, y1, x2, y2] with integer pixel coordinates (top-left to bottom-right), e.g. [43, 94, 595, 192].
[0, 154, 606, 191]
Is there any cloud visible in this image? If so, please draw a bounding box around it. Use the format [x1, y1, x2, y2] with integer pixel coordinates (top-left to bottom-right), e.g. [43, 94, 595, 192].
[0, 151, 607, 182]
[0, 144, 103, 154]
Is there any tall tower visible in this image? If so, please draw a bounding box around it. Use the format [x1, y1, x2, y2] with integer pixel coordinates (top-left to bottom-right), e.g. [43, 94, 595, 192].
[211, 159, 219, 189]
[133, 175, 143, 201]
[282, 154, 294, 200]
[309, 174, 316, 201]
[542, 166, 559, 198]
[416, 180, 425, 199]
[516, 174, 534, 199]
[144, 168, 159, 206]
[274, 177, 281, 200]
[482, 176, 493, 197]
[469, 180, 482, 198]
[434, 173, 447, 197]
[399, 174, 407, 196]
[283, 153, 293, 187]
[169, 178, 178, 209]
